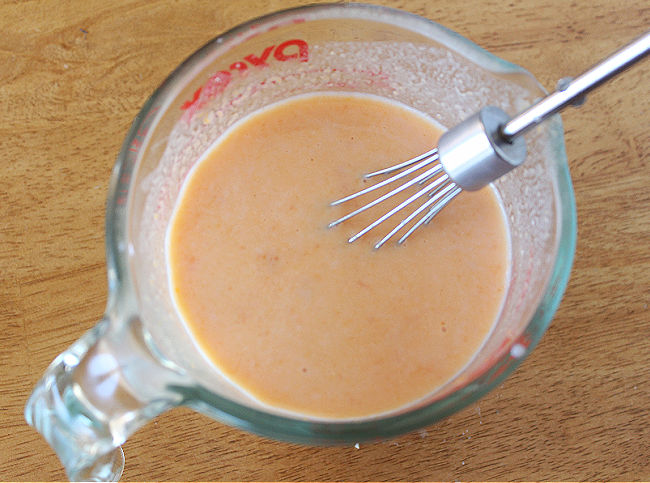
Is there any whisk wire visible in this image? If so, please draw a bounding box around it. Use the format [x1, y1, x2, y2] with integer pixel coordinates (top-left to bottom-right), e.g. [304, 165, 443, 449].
[330, 148, 465, 246]
[347, 171, 450, 244]
[328, 154, 442, 229]
[398, 185, 462, 244]
[374, 180, 458, 249]
[422, 186, 462, 226]
[330, 151, 440, 207]
[363, 147, 439, 178]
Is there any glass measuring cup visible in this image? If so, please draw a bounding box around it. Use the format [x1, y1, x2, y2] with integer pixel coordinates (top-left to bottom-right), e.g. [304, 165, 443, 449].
[25, 4, 576, 481]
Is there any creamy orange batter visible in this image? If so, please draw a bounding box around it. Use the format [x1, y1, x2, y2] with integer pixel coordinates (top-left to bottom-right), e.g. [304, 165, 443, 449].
[167, 94, 509, 418]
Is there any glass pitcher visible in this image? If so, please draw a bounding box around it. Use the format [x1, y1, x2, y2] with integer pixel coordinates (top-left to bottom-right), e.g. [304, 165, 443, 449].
[25, 3, 576, 481]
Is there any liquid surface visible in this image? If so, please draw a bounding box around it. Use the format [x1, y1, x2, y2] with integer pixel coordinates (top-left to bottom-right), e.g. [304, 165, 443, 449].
[167, 94, 509, 418]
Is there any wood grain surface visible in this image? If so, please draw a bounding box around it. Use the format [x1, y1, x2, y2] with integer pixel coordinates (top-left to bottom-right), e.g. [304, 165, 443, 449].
[1, 0, 648, 481]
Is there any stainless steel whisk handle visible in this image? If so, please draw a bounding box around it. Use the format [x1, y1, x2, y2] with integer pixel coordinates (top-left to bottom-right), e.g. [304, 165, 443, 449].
[501, 31, 650, 141]
[438, 30, 650, 192]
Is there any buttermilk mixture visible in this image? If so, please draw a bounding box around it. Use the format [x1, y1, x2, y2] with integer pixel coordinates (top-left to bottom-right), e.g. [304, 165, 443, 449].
[166, 94, 509, 418]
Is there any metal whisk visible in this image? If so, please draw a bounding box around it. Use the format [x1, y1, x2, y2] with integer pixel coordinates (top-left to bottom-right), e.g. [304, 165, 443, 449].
[330, 31, 649, 249]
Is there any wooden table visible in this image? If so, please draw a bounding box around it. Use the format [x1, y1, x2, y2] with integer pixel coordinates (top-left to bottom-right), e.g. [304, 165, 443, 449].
[2, 0, 648, 480]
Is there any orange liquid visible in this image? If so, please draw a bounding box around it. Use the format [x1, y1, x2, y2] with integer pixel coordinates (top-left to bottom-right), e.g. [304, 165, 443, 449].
[167, 94, 509, 418]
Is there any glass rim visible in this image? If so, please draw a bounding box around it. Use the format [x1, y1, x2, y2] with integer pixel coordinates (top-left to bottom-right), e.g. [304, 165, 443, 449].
[105, 2, 577, 442]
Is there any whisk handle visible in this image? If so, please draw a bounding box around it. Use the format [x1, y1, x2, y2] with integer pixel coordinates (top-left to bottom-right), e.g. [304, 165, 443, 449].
[501, 30, 650, 141]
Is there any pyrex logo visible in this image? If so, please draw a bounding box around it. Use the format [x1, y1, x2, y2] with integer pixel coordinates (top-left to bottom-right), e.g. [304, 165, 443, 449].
[181, 39, 309, 118]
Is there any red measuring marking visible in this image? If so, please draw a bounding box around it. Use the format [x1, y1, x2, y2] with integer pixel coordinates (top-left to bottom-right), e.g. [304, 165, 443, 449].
[181, 39, 309, 120]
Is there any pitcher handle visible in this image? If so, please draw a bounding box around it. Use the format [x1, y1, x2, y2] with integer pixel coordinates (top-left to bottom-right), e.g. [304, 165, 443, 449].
[25, 315, 185, 481]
